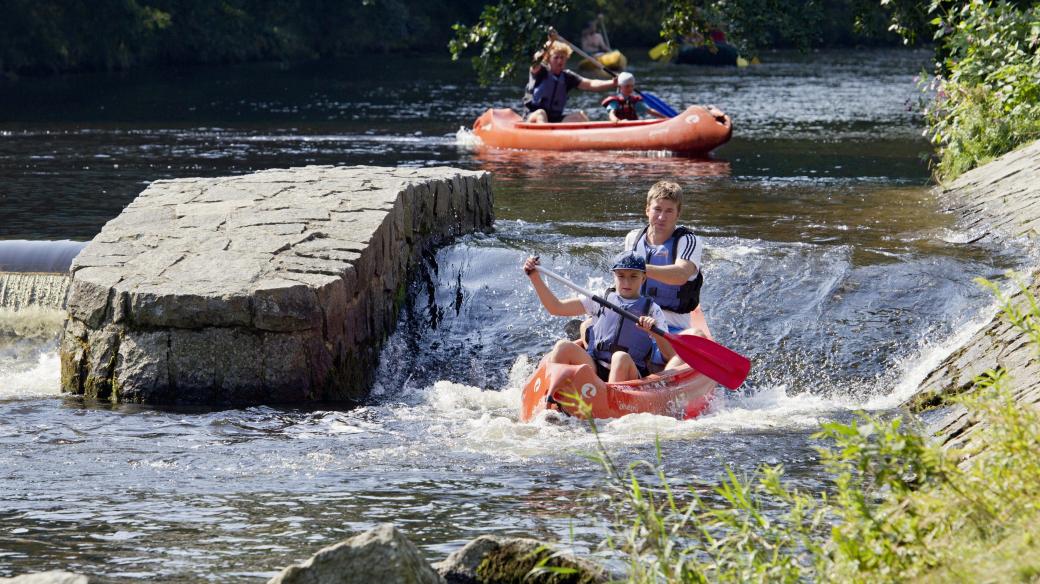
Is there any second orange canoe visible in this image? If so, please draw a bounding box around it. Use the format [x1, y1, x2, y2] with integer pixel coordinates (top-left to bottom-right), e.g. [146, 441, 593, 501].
[472, 105, 732, 153]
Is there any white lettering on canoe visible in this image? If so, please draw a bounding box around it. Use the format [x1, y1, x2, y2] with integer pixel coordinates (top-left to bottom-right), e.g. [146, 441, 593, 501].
[684, 115, 701, 125]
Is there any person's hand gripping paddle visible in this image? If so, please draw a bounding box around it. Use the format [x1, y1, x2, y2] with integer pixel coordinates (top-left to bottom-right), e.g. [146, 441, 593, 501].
[536, 265, 750, 389]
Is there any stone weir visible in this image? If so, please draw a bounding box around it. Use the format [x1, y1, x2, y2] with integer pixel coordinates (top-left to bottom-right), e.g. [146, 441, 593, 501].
[904, 140, 1040, 448]
[59, 166, 493, 405]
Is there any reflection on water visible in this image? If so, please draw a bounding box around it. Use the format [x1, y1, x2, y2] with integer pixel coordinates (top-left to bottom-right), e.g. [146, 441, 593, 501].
[0, 240, 85, 272]
[0, 49, 1029, 581]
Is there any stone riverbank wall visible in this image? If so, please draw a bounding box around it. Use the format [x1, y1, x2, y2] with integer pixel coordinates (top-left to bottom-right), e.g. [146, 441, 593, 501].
[59, 166, 493, 405]
[904, 140, 1040, 448]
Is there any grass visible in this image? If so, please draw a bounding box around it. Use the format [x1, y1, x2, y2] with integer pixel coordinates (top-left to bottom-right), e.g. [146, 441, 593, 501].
[583, 273, 1040, 582]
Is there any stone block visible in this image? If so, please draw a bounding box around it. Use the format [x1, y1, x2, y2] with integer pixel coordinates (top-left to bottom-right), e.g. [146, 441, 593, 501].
[60, 166, 491, 405]
[252, 279, 323, 332]
[114, 330, 170, 402]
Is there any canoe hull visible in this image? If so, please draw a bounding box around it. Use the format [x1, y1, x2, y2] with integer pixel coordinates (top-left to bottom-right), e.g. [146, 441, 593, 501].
[519, 359, 717, 422]
[472, 106, 732, 153]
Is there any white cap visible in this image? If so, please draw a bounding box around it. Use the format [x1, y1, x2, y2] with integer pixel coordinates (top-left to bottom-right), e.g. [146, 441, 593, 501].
[617, 72, 635, 86]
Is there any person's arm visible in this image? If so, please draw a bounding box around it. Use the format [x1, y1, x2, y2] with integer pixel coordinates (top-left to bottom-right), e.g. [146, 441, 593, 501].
[646, 106, 668, 119]
[523, 256, 586, 317]
[646, 259, 697, 285]
[646, 232, 701, 284]
[578, 76, 618, 92]
[606, 102, 622, 123]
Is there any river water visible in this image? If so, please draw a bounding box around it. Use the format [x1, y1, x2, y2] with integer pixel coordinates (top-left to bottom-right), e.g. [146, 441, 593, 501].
[0, 50, 1026, 581]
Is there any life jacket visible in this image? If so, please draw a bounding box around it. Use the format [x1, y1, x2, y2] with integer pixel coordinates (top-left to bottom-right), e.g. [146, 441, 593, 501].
[601, 93, 643, 120]
[631, 226, 703, 313]
[528, 70, 570, 120]
[586, 290, 656, 376]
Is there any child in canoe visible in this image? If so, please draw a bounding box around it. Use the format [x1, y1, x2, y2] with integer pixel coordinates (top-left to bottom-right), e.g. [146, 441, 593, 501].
[523, 251, 676, 382]
[602, 72, 668, 122]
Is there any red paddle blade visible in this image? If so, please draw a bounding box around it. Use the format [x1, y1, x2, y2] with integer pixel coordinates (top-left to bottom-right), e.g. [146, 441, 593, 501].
[666, 332, 750, 390]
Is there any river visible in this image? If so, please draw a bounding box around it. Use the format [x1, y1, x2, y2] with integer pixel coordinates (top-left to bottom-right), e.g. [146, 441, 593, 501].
[0, 49, 1025, 581]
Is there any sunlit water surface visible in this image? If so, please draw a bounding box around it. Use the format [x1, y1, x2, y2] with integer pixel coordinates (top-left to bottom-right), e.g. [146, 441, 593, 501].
[0, 49, 1027, 581]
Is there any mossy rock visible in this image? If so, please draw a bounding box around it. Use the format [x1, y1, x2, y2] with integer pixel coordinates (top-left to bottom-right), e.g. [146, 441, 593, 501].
[436, 535, 606, 584]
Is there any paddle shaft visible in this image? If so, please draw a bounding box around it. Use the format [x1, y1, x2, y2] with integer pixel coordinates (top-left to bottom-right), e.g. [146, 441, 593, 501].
[549, 28, 616, 80]
[536, 266, 667, 337]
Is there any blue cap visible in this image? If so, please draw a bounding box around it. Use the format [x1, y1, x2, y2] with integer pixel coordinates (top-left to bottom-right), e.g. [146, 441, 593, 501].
[611, 251, 646, 272]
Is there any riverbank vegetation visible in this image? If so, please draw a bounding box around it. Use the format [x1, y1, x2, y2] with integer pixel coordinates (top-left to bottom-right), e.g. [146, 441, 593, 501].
[1, 0, 906, 77]
[0, 0, 486, 75]
[588, 276, 1040, 582]
[912, 1, 1040, 181]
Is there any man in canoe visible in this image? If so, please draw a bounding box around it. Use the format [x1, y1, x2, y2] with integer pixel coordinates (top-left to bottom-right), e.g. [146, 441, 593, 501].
[524, 40, 619, 124]
[580, 17, 611, 55]
[624, 181, 709, 368]
[523, 252, 676, 382]
[603, 72, 668, 122]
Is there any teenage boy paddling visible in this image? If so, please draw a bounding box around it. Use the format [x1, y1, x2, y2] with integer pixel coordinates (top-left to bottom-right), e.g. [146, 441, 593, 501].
[625, 181, 709, 350]
[524, 252, 676, 382]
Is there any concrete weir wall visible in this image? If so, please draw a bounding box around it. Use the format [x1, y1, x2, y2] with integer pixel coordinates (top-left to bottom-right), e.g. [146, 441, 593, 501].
[904, 140, 1040, 447]
[59, 165, 493, 405]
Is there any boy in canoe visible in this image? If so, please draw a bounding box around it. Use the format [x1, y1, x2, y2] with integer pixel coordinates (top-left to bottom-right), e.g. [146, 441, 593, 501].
[626, 180, 705, 335]
[603, 72, 668, 122]
[524, 40, 618, 124]
[523, 252, 676, 382]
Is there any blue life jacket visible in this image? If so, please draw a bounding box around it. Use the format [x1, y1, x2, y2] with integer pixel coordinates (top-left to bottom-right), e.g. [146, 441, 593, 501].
[528, 70, 570, 120]
[586, 290, 656, 374]
[632, 226, 703, 313]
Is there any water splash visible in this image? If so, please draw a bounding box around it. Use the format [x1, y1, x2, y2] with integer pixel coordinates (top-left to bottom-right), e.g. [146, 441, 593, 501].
[0, 307, 66, 339]
[0, 351, 61, 400]
[0, 272, 70, 310]
[454, 127, 483, 150]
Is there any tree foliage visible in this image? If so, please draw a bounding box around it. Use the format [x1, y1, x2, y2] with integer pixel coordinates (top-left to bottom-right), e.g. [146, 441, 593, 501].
[0, 0, 485, 75]
[450, 0, 904, 85]
[919, 0, 1040, 179]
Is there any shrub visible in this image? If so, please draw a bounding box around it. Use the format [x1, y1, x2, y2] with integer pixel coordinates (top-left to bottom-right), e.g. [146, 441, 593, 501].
[592, 271, 1040, 582]
[921, 1, 1040, 180]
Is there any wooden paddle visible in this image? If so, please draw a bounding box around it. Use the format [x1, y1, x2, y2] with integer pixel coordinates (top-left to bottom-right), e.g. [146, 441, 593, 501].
[548, 28, 680, 118]
[535, 266, 750, 390]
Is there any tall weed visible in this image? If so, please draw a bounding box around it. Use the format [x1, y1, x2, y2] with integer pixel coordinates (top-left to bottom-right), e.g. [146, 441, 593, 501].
[594, 272, 1040, 582]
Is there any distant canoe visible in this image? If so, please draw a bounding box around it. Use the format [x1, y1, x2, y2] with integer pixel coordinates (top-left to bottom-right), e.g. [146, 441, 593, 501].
[676, 42, 740, 66]
[578, 49, 628, 72]
[472, 106, 732, 153]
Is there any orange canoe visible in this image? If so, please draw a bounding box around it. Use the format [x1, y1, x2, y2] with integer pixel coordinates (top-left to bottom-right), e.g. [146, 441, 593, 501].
[520, 359, 717, 422]
[472, 105, 732, 153]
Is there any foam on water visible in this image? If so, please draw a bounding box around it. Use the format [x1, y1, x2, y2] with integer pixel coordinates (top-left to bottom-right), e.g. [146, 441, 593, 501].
[0, 306, 66, 339]
[454, 127, 483, 150]
[864, 297, 1001, 410]
[0, 351, 61, 400]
